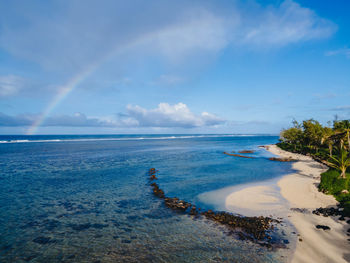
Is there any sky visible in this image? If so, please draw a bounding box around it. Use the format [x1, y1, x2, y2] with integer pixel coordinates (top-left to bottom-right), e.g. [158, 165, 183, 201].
[0, 0, 349, 135]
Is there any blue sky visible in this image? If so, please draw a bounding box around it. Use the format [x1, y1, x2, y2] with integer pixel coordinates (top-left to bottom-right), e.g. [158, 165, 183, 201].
[0, 0, 349, 134]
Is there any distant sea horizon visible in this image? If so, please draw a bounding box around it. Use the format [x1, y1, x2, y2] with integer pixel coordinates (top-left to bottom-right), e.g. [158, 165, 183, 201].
[0, 133, 280, 143]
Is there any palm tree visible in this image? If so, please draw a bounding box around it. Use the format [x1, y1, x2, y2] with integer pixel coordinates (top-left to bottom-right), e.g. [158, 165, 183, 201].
[345, 127, 350, 150]
[334, 120, 350, 150]
[321, 127, 334, 157]
[329, 131, 347, 154]
[325, 137, 334, 157]
[340, 121, 350, 150]
[328, 146, 350, 179]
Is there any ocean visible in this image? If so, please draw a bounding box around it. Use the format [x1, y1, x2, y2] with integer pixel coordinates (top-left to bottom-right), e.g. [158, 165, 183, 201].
[0, 134, 295, 262]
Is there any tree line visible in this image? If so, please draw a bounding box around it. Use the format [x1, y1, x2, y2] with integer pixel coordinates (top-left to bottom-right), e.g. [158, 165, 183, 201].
[279, 119, 350, 179]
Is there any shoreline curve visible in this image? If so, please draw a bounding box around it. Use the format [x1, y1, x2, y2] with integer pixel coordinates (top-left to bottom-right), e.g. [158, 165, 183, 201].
[268, 144, 349, 263]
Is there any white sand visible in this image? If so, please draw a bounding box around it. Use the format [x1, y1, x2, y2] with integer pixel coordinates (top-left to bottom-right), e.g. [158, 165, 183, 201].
[200, 144, 350, 262]
[267, 145, 350, 263]
[198, 177, 289, 217]
[225, 183, 290, 217]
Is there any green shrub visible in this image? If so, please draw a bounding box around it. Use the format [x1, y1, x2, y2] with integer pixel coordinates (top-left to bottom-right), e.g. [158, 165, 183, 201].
[319, 169, 348, 194]
[319, 169, 350, 217]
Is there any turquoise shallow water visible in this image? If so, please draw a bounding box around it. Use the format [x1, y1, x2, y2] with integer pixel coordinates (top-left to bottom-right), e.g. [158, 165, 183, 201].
[0, 135, 295, 262]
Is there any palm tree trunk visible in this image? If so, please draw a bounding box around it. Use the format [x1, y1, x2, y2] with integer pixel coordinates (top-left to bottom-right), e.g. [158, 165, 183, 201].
[341, 168, 346, 179]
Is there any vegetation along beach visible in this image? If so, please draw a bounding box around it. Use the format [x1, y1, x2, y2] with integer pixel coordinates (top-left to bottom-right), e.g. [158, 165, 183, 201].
[276, 119, 350, 262]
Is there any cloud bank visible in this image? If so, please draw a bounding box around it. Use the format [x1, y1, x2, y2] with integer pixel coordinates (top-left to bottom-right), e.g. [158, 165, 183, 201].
[0, 103, 225, 129]
[0, 0, 336, 72]
[126, 103, 225, 128]
[241, 0, 336, 47]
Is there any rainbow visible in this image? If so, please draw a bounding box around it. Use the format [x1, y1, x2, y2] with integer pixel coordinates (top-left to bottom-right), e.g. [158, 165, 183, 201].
[25, 30, 161, 135]
[26, 62, 101, 135]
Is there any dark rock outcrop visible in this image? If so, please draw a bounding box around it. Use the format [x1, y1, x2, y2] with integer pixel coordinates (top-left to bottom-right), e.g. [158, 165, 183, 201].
[238, 150, 255, 154]
[223, 152, 255, 159]
[201, 210, 278, 242]
[290, 208, 309, 213]
[268, 157, 296, 162]
[150, 182, 165, 198]
[146, 168, 283, 247]
[315, 225, 331, 230]
[148, 168, 158, 180]
[312, 206, 347, 218]
[164, 197, 191, 211]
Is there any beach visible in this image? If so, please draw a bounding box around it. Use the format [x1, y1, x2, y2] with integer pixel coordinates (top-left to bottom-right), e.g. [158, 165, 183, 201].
[223, 145, 350, 262]
[2, 135, 349, 262]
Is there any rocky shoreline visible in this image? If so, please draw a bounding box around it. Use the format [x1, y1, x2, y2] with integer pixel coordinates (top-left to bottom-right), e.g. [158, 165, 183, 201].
[223, 149, 296, 162]
[223, 152, 255, 159]
[147, 168, 285, 248]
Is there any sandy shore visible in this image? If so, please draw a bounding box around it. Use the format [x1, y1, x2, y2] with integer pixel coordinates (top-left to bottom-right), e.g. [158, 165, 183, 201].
[266, 145, 350, 263]
[199, 176, 290, 218]
[201, 145, 350, 262]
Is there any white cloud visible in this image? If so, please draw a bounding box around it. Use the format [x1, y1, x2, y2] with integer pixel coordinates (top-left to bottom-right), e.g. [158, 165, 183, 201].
[148, 10, 235, 60]
[241, 0, 336, 46]
[0, 0, 336, 73]
[0, 75, 24, 96]
[325, 48, 350, 58]
[126, 102, 225, 128]
[0, 1, 234, 71]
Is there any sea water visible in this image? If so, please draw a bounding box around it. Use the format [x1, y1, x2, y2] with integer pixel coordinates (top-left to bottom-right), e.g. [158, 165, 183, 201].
[0, 135, 295, 262]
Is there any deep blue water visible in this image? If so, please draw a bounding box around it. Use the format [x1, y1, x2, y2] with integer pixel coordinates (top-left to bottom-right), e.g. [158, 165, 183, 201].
[0, 135, 294, 262]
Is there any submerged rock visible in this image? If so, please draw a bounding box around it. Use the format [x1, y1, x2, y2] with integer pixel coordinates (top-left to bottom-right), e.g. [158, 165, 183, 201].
[223, 152, 255, 159]
[150, 182, 165, 198]
[150, 174, 157, 180]
[238, 150, 255, 154]
[148, 168, 158, 180]
[189, 206, 199, 216]
[164, 197, 191, 211]
[32, 236, 54, 244]
[201, 210, 278, 241]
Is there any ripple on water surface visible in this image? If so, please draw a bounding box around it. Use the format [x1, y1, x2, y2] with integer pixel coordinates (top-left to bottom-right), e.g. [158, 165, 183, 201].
[0, 135, 295, 262]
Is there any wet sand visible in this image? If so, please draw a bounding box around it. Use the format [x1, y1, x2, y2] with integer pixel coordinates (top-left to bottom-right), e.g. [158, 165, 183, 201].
[200, 144, 350, 262]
